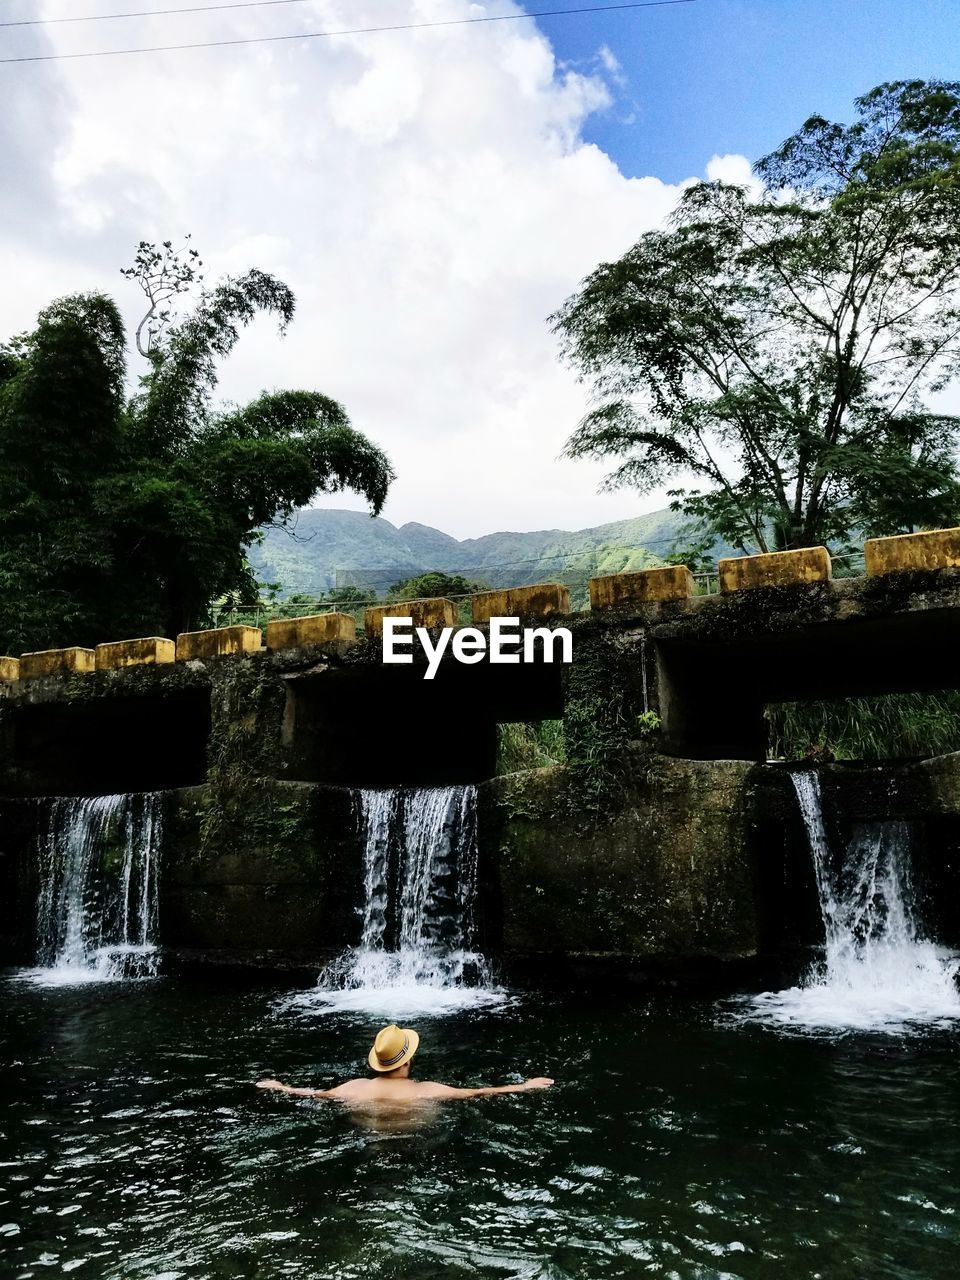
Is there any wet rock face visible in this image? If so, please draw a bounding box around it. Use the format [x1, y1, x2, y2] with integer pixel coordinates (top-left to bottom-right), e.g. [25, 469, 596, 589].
[477, 749, 960, 976]
[0, 797, 42, 961]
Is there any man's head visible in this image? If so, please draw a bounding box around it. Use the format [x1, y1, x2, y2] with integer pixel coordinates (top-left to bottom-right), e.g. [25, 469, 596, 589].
[368, 1024, 420, 1076]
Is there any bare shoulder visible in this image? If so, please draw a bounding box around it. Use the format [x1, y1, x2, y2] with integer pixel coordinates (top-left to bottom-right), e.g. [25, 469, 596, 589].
[326, 1077, 375, 1099]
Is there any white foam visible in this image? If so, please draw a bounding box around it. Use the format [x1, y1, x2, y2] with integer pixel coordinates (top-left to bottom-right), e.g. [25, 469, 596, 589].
[15, 944, 160, 988]
[284, 976, 510, 1019]
[304, 786, 508, 1017]
[737, 773, 960, 1034]
[737, 941, 960, 1033]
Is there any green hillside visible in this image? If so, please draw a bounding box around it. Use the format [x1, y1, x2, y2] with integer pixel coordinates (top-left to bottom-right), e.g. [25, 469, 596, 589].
[249, 507, 730, 600]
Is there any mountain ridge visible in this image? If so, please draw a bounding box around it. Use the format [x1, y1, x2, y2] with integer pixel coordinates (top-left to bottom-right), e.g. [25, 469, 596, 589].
[249, 506, 722, 596]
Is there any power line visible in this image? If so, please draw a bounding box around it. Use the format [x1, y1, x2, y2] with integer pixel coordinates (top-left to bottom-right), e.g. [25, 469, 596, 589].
[1, 0, 318, 28]
[0, 0, 698, 64]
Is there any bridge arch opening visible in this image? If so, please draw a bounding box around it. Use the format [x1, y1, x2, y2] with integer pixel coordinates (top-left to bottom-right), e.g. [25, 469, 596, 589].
[279, 659, 564, 788]
[1, 688, 212, 797]
[655, 604, 960, 761]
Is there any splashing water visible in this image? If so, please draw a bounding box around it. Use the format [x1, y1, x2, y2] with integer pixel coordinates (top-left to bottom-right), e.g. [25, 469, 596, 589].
[740, 771, 960, 1032]
[303, 785, 506, 1016]
[25, 793, 163, 986]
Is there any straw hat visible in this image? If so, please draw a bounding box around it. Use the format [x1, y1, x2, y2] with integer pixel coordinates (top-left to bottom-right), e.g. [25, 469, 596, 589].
[368, 1024, 420, 1073]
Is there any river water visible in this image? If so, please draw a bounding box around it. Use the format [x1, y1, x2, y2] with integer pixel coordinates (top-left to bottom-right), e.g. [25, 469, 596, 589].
[5, 778, 960, 1277]
[2, 975, 959, 1280]
[737, 773, 960, 1032]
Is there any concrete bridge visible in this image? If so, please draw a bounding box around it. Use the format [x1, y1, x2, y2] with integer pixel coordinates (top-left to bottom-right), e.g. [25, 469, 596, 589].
[3, 525, 960, 977]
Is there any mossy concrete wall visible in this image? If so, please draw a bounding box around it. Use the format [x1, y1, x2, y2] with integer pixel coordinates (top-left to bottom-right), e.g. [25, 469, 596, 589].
[159, 781, 361, 968]
[589, 565, 694, 610]
[265, 612, 355, 651]
[0, 798, 42, 960]
[364, 598, 457, 635]
[20, 647, 96, 679]
[472, 583, 571, 624]
[95, 637, 175, 670]
[479, 754, 759, 978]
[6, 570, 960, 972]
[718, 546, 831, 592]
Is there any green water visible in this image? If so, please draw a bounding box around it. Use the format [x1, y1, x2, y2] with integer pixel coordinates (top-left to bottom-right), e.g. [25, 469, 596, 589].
[2, 975, 959, 1280]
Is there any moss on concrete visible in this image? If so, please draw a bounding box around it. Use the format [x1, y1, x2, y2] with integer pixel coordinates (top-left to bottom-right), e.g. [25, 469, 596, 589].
[20, 647, 96, 679]
[719, 547, 831, 592]
[589, 566, 694, 610]
[200, 657, 287, 853]
[481, 753, 758, 962]
[175, 625, 262, 661]
[265, 612, 356, 651]
[560, 619, 651, 814]
[95, 637, 176, 670]
[865, 527, 960, 575]
[471, 583, 571, 624]
[160, 782, 360, 955]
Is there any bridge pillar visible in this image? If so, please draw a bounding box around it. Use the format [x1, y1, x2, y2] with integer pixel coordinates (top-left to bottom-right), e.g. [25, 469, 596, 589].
[364, 598, 458, 636]
[719, 547, 831, 592]
[19, 648, 96, 680]
[865, 527, 960, 575]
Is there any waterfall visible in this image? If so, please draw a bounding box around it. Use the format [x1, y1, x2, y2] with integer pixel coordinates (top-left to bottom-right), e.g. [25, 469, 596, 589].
[742, 771, 960, 1032]
[312, 784, 505, 1015]
[30, 793, 163, 984]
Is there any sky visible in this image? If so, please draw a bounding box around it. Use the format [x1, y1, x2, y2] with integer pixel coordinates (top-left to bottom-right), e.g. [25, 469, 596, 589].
[1, 0, 959, 538]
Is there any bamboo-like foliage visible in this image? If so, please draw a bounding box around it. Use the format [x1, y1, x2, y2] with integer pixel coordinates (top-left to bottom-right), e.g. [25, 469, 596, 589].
[0, 246, 394, 650]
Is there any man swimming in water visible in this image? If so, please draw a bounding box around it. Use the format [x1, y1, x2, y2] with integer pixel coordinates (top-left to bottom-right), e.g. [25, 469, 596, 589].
[255, 1023, 554, 1102]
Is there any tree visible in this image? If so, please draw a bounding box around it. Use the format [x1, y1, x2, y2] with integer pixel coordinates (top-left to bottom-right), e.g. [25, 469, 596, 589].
[0, 244, 394, 652]
[551, 80, 960, 554]
[386, 571, 486, 602]
[323, 585, 370, 606]
[121, 236, 203, 359]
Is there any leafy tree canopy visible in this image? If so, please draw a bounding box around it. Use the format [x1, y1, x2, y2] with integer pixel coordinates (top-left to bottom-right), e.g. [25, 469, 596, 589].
[386, 571, 486, 602]
[552, 80, 960, 554]
[0, 242, 394, 652]
[323, 585, 370, 606]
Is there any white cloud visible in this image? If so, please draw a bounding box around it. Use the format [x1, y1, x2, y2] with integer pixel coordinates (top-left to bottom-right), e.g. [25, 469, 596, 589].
[705, 153, 755, 185]
[1, 0, 744, 537]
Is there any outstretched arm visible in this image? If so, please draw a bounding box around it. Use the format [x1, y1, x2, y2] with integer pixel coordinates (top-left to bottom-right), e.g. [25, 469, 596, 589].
[255, 1078, 342, 1099]
[425, 1077, 554, 1099]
